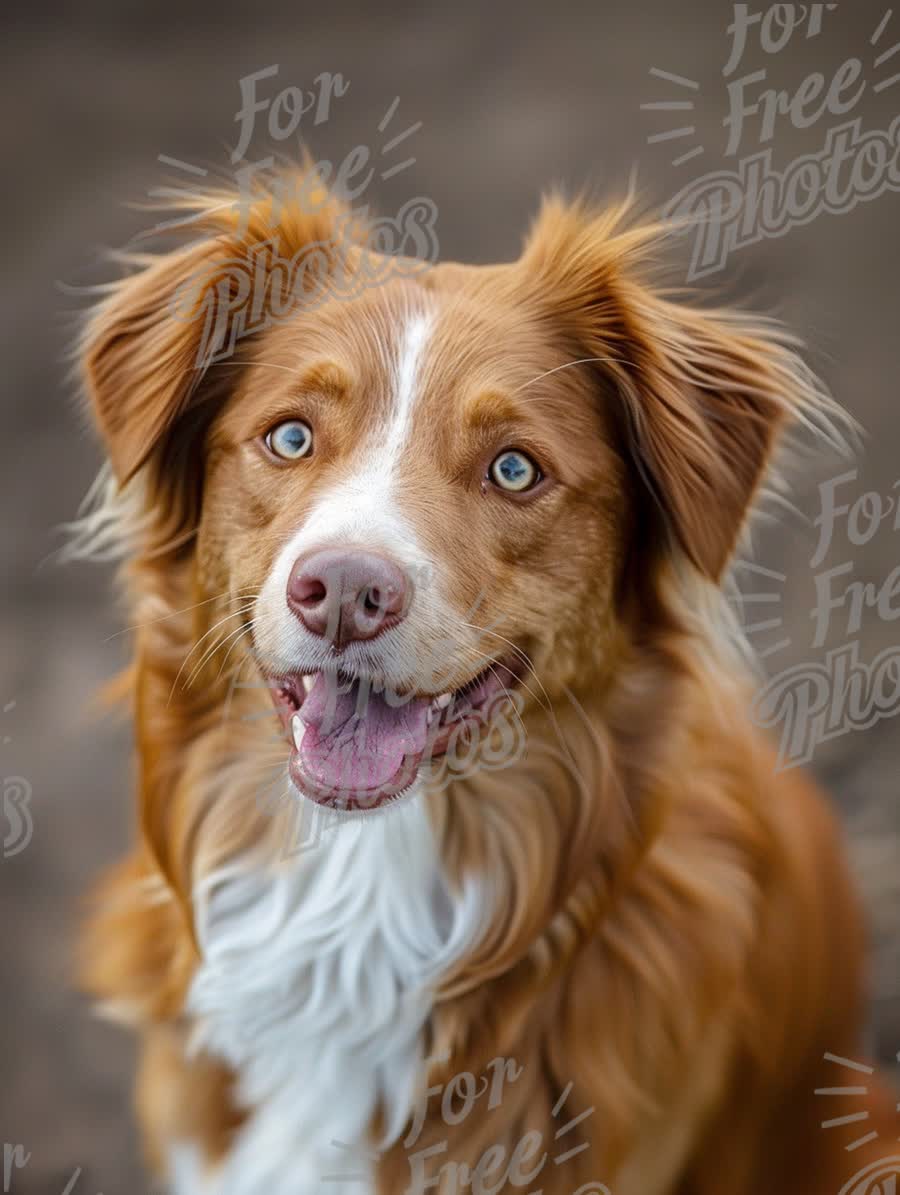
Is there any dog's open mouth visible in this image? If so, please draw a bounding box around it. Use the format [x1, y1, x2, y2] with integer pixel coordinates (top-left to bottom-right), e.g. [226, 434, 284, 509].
[269, 659, 523, 813]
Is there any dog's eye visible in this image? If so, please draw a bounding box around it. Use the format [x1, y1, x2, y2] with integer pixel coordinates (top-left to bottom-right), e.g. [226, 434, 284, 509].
[489, 450, 540, 493]
[265, 420, 313, 461]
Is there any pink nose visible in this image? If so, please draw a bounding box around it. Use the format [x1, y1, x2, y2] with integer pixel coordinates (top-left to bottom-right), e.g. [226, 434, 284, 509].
[287, 548, 410, 648]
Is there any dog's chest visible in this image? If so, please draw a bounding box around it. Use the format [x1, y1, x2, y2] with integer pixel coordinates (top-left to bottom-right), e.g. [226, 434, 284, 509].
[180, 795, 483, 1195]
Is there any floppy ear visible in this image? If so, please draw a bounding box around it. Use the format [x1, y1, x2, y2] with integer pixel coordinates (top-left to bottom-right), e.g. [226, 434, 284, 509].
[522, 197, 825, 581]
[81, 169, 353, 490]
[82, 239, 233, 485]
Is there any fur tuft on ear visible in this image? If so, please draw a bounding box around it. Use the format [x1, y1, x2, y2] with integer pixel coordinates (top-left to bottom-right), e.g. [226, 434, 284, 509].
[82, 238, 230, 485]
[521, 195, 838, 581]
[75, 166, 361, 564]
[80, 165, 355, 487]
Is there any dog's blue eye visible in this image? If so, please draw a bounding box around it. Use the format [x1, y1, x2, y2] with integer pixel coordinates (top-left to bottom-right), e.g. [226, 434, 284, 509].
[266, 420, 313, 461]
[489, 450, 539, 493]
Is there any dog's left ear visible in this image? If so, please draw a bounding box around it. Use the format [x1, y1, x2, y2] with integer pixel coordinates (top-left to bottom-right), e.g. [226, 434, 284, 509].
[82, 173, 352, 487]
[81, 238, 238, 486]
[522, 197, 823, 581]
[78, 169, 355, 557]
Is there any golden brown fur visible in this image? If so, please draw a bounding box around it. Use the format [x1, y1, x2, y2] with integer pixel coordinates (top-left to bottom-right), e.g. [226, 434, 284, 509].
[77, 169, 897, 1193]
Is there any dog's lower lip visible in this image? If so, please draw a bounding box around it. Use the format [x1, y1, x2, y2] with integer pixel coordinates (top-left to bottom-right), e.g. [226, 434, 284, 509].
[287, 748, 420, 812]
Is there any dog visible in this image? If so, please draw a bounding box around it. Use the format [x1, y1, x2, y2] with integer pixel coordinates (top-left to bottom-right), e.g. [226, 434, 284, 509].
[75, 168, 898, 1195]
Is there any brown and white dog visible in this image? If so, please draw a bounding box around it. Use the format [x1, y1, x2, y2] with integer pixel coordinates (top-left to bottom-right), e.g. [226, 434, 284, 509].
[76, 170, 897, 1195]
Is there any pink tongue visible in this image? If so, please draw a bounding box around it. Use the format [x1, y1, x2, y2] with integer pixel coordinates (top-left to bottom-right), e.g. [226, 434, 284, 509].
[297, 673, 431, 793]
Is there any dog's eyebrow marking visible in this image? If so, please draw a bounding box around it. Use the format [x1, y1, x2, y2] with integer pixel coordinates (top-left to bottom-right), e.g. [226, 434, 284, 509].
[294, 359, 352, 399]
[462, 389, 522, 429]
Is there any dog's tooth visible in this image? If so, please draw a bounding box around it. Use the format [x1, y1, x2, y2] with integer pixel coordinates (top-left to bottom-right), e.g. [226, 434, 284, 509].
[301, 675, 314, 695]
[435, 692, 452, 709]
[291, 713, 306, 751]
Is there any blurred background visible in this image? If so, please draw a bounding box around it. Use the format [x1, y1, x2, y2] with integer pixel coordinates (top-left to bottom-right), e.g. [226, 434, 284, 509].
[1, 1, 898, 1189]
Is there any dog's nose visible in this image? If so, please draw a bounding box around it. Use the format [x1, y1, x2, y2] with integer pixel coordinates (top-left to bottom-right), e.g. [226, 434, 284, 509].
[287, 548, 410, 647]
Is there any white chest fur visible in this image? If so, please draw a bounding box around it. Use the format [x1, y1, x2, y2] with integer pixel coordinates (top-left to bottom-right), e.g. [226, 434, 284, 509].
[178, 794, 485, 1195]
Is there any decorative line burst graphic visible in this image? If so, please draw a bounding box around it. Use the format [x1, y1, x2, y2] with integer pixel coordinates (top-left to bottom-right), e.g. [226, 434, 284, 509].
[58, 1169, 99, 1195]
[0, 1163, 105, 1195]
[728, 560, 791, 661]
[641, 67, 703, 167]
[550, 1080, 596, 1166]
[322, 1138, 382, 1185]
[872, 8, 900, 92]
[148, 95, 423, 235]
[323, 1073, 598, 1184]
[816, 1051, 900, 1152]
[375, 96, 423, 179]
[320, 1137, 380, 1185]
[642, 8, 900, 167]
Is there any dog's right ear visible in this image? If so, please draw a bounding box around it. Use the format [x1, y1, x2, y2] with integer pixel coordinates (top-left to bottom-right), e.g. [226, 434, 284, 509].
[521, 196, 832, 583]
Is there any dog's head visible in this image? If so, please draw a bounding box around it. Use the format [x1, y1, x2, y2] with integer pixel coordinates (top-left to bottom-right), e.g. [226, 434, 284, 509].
[80, 172, 822, 816]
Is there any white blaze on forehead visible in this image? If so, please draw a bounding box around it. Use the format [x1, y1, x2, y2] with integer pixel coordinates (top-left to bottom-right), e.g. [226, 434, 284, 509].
[384, 312, 433, 474]
[294, 308, 435, 544]
[254, 307, 451, 678]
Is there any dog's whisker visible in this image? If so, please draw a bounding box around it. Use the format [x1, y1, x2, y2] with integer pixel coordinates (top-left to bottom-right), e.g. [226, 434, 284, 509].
[184, 616, 257, 692]
[106, 588, 260, 641]
[213, 621, 258, 685]
[510, 355, 627, 396]
[169, 603, 257, 701]
[480, 659, 529, 743]
[204, 359, 304, 376]
[460, 622, 552, 714]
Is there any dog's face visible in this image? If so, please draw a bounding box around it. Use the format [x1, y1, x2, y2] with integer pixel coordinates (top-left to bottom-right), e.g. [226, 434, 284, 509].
[82, 180, 807, 813]
[200, 271, 629, 808]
